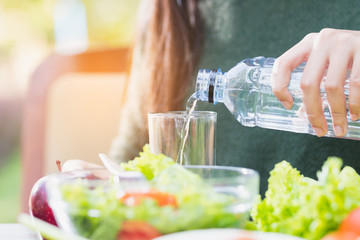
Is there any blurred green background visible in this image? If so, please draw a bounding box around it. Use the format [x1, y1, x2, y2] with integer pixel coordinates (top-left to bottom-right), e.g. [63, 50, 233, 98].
[0, 0, 140, 223]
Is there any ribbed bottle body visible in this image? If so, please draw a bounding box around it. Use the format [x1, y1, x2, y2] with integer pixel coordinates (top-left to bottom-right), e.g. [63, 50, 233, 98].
[196, 56, 360, 139]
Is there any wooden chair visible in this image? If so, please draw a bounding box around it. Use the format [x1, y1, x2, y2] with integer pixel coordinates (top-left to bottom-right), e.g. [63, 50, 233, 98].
[21, 47, 131, 211]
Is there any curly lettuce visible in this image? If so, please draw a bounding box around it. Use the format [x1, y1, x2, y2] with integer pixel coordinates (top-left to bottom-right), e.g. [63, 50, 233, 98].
[251, 157, 360, 240]
[120, 144, 175, 180]
[61, 145, 243, 239]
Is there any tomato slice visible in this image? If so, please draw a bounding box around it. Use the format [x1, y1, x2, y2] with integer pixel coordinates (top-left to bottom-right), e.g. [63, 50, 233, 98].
[339, 207, 360, 236]
[120, 189, 177, 207]
[117, 221, 162, 240]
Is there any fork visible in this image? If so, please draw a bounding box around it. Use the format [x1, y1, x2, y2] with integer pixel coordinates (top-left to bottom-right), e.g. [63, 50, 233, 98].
[98, 153, 149, 193]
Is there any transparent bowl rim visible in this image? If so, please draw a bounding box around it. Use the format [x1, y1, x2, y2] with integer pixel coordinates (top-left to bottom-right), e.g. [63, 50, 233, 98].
[147, 111, 217, 118]
[51, 165, 259, 178]
[47, 165, 259, 188]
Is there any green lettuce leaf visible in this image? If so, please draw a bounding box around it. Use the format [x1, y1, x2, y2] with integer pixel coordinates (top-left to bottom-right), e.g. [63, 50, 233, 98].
[251, 157, 360, 240]
[120, 144, 175, 180]
[61, 145, 244, 239]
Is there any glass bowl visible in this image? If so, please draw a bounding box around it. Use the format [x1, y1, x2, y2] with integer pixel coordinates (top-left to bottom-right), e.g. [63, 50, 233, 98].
[46, 165, 259, 239]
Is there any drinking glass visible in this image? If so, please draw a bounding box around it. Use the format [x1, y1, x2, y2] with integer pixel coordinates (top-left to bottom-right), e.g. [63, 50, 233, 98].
[148, 111, 216, 165]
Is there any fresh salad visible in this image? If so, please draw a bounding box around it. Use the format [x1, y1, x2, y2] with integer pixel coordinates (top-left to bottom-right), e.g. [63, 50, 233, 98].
[251, 157, 360, 240]
[59, 146, 247, 240]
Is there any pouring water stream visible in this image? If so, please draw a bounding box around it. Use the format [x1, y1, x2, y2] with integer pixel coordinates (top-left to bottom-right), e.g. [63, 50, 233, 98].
[176, 93, 198, 165]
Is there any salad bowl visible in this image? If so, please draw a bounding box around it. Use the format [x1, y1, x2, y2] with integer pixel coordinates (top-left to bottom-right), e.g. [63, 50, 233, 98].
[45, 159, 259, 240]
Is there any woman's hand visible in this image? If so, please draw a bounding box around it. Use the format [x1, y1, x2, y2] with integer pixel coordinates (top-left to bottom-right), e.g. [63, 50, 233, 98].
[271, 28, 360, 137]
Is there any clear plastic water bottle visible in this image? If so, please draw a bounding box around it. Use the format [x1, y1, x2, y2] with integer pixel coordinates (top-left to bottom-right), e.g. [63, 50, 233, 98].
[195, 56, 360, 140]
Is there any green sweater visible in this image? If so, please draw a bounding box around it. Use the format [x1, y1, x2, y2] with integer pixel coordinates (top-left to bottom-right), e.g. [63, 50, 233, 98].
[196, 0, 360, 195]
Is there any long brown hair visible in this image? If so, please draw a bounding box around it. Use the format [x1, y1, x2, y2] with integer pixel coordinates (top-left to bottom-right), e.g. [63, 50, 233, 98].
[109, 0, 203, 161]
[143, 0, 203, 113]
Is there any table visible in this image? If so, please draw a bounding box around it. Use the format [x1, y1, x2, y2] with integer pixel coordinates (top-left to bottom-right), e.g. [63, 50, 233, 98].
[0, 224, 39, 240]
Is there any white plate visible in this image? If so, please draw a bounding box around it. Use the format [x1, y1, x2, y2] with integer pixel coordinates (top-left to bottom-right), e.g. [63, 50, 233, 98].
[154, 229, 305, 240]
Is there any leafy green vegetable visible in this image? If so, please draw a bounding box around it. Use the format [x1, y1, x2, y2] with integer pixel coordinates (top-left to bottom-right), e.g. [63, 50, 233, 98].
[153, 164, 203, 193]
[120, 144, 175, 180]
[60, 146, 245, 239]
[251, 157, 360, 240]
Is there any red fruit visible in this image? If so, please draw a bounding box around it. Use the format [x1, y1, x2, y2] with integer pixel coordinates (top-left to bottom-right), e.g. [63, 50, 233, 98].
[117, 221, 162, 240]
[29, 171, 98, 227]
[29, 176, 57, 226]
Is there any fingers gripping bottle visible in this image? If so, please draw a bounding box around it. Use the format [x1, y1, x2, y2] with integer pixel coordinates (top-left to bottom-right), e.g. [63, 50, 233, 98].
[195, 56, 360, 140]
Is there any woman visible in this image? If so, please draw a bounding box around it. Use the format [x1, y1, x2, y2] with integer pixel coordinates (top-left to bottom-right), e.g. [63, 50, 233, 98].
[97, 0, 360, 194]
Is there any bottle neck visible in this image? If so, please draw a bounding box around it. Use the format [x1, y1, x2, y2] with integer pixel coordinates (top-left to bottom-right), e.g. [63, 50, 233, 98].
[195, 69, 225, 104]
